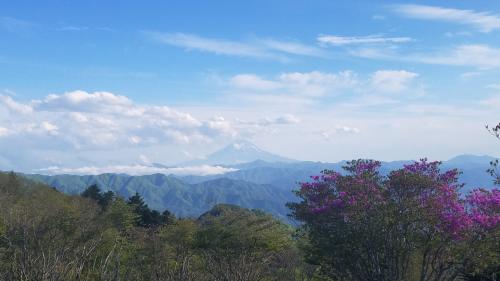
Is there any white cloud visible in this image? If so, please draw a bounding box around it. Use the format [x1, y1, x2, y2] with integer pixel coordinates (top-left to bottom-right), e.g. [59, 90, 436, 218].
[139, 154, 151, 164]
[70, 112, 89, 123]
[279, 71, 356, 97]
[38, 164, 237, 176]
[410, 45, 500, 69]
[351, 44, 500, 69]
[392, 4, 500, 32]
[460, 72, 482, 79]
[129, 136, 142, 144]
[486, 84, 500, 91]
[230, 74, 281, 91]
[0, 91, 310, 171]
[34, 90, 136, 114]
[202, 116, 238, 138]
[144, 32, 327, 61]
[227, 69, 419, 102]
[278, 71, 359, 97]
[257, 38, 328, 57]
[236, 114, 300, 129]
[0, 127, 9, 137]
[320, 126, 361, 141]
[229, 71, 359, 98]
[318, 35, 413, 46]
[145, 32, 278, 59]
[0, 91, 238, 151]
[147, 106, 201, 128]
[335, 126, 360, 134]
[40, 121, 58, 135]
[2, 82, 496, 173]
[371, 70, 418, 93]
[347, 46, 398, 60]
[0, 95, 33, 114]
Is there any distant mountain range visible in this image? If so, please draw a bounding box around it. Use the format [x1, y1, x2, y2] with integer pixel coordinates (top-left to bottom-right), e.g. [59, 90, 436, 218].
[19, 142, 499, 222]
[25, 173, 294, 221]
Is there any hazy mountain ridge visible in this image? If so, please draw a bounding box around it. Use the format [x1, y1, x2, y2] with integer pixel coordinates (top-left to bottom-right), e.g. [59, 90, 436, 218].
[23, 153, 498, 222]
[17, 143, 499, 221]
[25, 172, 295, 221]
[181, 155, 498, 191]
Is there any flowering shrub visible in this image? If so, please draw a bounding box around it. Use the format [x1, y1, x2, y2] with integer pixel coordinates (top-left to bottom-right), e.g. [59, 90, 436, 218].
[467, 189, 500, 229]
[289, 159, 499, 281]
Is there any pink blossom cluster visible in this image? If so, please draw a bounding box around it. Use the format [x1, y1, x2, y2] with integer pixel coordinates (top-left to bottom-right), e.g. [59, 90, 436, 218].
[403, 160, 499, 237]
[301, 160, 385, 214]
[299, 159, 499, 239]
[403, 158, 461, 185]
[467, 189, 500, 229]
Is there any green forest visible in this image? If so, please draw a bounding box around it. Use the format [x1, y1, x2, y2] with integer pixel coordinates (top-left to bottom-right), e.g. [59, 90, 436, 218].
[0, 158, 498, 281]
[0, 172, 314, 281]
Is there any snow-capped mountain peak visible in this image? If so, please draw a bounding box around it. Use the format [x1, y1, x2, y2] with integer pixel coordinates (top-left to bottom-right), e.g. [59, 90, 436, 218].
[181, 140, 295, 166]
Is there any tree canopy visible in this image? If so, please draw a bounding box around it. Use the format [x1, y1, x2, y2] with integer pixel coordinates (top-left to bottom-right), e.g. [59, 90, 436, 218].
[288, 159, 499, 281]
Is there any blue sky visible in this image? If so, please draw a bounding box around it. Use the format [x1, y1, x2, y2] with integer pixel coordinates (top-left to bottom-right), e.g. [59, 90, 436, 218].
[1, 1, 499, 174]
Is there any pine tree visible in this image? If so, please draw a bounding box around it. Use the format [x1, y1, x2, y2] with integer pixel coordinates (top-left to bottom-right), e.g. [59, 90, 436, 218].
[81, 184, 114, 210]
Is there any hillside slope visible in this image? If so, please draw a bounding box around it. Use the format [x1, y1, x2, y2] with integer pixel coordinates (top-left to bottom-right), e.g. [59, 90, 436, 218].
[26, 173, 295, 220]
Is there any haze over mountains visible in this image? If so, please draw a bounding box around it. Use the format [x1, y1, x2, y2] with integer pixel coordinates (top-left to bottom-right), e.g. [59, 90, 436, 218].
[20, 141, 498, 222]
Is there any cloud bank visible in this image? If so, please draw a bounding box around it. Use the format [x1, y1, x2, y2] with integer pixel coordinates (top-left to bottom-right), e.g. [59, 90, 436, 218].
[38, 164, 237, 176]
[0, 90, 299, 172]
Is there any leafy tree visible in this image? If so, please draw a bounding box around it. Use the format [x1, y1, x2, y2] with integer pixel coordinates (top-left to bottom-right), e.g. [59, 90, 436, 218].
[104, 197, 137, 232]
[195, 204, 294, 281]
[149, 220, 202, 281]
[464, 122, 500, 280]
[0, 176, 104, 280]
[289, 159, 499, 281]
[0, 171, 22, 196]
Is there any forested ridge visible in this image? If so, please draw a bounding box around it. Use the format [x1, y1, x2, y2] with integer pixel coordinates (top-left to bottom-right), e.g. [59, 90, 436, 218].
[22, 154, 497, 222]
[0, 172, 314, 281]
[0, 157, 499, 280]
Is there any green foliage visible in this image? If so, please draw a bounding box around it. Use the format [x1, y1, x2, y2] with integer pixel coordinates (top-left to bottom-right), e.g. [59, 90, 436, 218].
[194, 204, 299, 281]
[127, 192, 174, 227]
[81, 183, 115, 210]
[27, 173, 298, 220]
[0, 173, 103, 280]
[0, 172, 315, 281]
[104, 197, 137, 231]
[197, 204, 292, 251]
[289, 161, 499, 281]
[3, 165, 494, 281]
